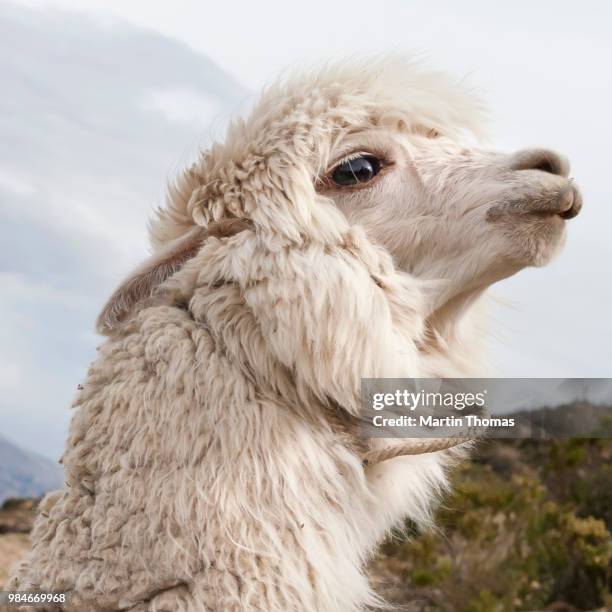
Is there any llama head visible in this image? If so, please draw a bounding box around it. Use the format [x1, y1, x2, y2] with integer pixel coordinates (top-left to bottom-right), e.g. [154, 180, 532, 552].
[155, 57, 581, 301]
[99, 58, 582, 333]
[318, 129, 582, 312]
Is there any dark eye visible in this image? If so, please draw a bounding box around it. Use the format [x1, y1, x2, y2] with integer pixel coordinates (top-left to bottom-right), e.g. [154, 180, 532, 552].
[330, 155, 382, 187]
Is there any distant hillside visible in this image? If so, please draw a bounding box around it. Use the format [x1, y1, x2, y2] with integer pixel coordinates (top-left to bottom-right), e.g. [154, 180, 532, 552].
[505, 401, 612, 438]
[0, 436, 62, 504]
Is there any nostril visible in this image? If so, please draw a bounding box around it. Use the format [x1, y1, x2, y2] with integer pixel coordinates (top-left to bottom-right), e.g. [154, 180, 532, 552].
[531, 156, 558, 175]
[510, 149, 570, 177]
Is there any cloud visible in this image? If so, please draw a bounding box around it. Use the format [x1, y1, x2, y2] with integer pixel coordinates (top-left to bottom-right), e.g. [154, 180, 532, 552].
[0, 4, 249, 459]
[0, 363, 23, 392]
[0, 168, 37, 196]
[142, 88, 221, 125]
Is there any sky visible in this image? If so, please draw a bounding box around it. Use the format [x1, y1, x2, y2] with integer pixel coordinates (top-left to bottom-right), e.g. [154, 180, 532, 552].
[1, 0, 611, 459]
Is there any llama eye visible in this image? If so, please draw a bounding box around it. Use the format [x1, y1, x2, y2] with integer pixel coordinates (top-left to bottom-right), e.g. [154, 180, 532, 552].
[330, 155, 382, 187]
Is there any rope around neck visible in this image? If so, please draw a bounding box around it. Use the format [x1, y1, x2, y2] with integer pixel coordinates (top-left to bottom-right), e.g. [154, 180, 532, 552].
[361, 436, 471, 466]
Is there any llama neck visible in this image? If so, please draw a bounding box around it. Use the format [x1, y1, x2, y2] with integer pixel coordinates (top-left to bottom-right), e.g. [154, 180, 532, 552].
[418, 289, 491, 377]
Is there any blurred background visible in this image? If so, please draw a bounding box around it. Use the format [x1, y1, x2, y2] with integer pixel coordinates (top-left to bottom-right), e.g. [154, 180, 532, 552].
[0, 1, 610, 608]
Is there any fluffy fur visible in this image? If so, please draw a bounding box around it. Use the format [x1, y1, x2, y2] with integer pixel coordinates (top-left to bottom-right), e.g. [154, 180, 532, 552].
[9, 57, 579, 611]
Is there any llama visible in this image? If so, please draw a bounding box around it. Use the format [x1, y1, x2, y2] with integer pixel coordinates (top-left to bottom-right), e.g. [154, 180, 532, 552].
[9, 58, 581, 611]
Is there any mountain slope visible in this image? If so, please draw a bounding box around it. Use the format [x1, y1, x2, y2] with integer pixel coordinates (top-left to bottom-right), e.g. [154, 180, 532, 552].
[0, 435, 62, 504]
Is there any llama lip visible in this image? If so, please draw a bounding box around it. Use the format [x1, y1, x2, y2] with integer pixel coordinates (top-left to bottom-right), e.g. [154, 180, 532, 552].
[530, 185, 582, 219]
[487, 183, 582, 221]
[558, 184, 582, 219]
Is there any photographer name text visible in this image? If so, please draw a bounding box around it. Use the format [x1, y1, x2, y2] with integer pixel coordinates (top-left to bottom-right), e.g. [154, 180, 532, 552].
[370, 414, 515, 428]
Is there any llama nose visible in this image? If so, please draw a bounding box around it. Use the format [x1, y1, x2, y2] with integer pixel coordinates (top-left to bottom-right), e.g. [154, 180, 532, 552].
[509, 149, 570, 177]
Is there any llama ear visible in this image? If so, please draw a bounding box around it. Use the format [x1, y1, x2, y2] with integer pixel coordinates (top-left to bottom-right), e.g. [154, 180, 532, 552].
[96, 226, 206, 335]
[96, 219, 254, 335]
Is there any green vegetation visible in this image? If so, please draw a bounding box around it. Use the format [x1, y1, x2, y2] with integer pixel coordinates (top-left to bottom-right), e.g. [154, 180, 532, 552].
[370, 439, 612, 611]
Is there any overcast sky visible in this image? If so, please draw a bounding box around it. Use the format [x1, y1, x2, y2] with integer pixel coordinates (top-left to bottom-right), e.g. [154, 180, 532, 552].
[2, 1, 611, 459]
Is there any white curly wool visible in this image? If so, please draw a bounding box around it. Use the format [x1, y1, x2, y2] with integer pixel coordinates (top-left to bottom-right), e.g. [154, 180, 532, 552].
[9, 57, 561, 611]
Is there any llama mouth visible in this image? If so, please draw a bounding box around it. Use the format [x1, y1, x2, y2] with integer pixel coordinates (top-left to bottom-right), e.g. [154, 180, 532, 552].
[545, 184, 582, 219]
[487, 183, 582, 222]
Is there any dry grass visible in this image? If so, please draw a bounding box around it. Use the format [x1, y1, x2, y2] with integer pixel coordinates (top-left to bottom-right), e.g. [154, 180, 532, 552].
[0, 533, 29, 588]
[368, 439, 612, 611]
